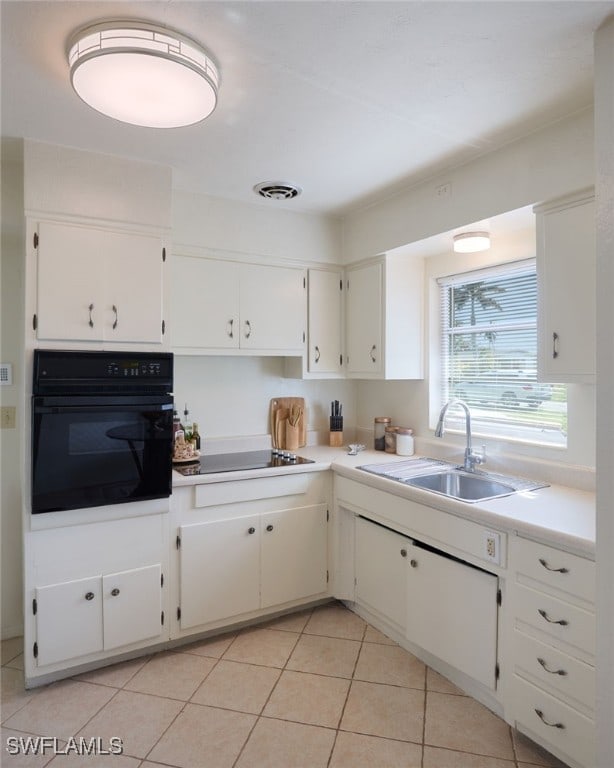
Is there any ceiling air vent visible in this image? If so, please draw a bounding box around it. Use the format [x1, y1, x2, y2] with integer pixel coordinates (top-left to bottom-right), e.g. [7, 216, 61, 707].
[253, 181, 302, 200]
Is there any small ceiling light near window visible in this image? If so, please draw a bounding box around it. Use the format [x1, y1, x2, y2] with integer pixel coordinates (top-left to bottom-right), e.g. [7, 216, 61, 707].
[453, 232, 491, 253]
[67, 21, 219, 128]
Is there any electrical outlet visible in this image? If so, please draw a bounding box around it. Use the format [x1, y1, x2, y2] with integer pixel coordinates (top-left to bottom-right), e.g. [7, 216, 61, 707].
[483, 530, 501, 564]
[1, 406, 16, 429]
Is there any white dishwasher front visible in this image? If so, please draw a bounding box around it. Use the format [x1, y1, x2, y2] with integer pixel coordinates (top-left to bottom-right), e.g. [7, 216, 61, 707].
[406, 540, 499, 690]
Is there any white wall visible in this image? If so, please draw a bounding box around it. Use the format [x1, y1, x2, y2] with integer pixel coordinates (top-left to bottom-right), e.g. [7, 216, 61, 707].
[1, 140, 25, 638]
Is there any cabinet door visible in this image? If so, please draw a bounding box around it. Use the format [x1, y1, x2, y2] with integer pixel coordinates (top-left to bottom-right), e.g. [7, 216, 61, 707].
[355, 517, 407, 631]
[179, 517, 260, 629]
[345, 262, 382, 375]
[240, 264, 306, 351]
[35, 576, 103, 666]
[537, 194, 595, 382]
[105, 231, 165, 344]
[261, 504, 328, 608]
[103, 564, 162, 650]
[406, 543, 498, 689]
[308, 269, 343, 374]
[171, 256, 240, 349]
[36, 221, 105, 341]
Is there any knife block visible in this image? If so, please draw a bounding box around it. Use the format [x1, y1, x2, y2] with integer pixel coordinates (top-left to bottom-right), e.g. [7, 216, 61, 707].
[329, 430, 344, 447]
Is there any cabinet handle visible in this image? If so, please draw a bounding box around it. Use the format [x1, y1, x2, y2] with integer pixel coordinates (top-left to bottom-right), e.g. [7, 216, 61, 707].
[228, 318, 234, 338]
[88, 303, 94, 328]
[535, 708, 565, 729]
[112, 304, 118, 330]
[537, 657, 567, 676]
[85, 591, 95, 601]
[370, 344, 377, 362]
[110, 588, 120, 597]
[248, 527, 256, 535]
[538, 557, 569, 574]
[314, 346, 320, 363]
[245, 320, 252, 339]
[538, 608, 568, 626]
[552, 332, 559, 359]
[266, 524, 274, 532]
[410, 559, 418, 568]
[400, 548, 407, 558]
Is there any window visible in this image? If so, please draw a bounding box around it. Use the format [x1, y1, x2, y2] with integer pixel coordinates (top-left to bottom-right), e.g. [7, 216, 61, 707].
[438, 260, 567, 446]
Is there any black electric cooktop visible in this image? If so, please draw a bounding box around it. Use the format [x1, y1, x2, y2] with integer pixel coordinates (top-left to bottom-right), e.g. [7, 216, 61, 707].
[173, 449, 315, 476]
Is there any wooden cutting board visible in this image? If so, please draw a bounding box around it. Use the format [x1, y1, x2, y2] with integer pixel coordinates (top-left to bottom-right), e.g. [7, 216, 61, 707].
[270, 397, 306, 449]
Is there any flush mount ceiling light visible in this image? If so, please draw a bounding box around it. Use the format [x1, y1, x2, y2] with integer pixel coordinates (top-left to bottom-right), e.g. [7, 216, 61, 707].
[67, 21, 219, 128]
[453, 231, 491, 253]
[253, 182, 302, 200]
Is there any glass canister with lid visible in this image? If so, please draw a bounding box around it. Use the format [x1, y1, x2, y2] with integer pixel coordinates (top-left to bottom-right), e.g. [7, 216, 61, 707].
[374, 417, 391, 450]
[396, 427, 414, 456]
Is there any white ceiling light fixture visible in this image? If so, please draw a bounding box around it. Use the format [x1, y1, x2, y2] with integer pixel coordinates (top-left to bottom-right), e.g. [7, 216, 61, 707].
[67, 21, 219, 128]
[453, 231, 491, 253]
[253, 182, 302, 200]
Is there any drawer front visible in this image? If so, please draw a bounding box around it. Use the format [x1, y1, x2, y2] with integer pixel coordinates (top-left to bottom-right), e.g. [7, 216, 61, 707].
[514, 584, 595, 658]
[512, 536, 594, 604]
[512, 629, 595, 712]
[510, 674, 594, 768]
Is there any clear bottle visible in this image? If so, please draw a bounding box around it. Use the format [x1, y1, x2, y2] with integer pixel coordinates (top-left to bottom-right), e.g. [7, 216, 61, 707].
[182, 404, 193, 441]
[374, 417, 391, 451]
[191, 422, 201, 450]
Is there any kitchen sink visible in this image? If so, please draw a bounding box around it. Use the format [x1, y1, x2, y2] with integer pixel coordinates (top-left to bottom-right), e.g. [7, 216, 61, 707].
[405, 469, 515, 502]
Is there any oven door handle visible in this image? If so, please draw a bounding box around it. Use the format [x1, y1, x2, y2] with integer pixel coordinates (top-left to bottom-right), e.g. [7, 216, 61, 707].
[33, 401, 174, 414]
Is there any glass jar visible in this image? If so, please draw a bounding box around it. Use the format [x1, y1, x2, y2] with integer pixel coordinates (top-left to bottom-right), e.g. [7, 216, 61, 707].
[385, 425, 398, 453]
[396, 427, 414, 456]
[374, 417, 391, 451]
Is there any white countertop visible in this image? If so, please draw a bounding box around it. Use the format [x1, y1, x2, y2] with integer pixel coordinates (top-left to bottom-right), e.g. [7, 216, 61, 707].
[173, 445, 595, 558]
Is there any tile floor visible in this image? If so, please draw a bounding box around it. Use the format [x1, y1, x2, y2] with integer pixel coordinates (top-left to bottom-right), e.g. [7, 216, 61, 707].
[1, 601, 569, 767]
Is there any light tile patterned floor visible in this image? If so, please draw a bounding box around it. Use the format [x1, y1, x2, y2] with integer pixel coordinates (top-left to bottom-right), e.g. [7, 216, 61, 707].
[1, 601, 570, 767]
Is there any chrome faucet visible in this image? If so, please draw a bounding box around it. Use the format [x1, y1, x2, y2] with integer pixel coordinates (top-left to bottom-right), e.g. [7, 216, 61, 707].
[435, 399, 485, 472]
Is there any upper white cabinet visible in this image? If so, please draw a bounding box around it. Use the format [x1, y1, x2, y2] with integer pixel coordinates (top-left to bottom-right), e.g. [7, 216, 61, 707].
[171, 255, 306, 354]
[33, 219, 166, 345]
[535, 189, 595, 383]
[345, 254, 423, 379]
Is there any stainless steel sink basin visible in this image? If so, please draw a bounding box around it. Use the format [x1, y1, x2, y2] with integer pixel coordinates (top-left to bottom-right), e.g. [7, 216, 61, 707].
[405, 470, 515, 502]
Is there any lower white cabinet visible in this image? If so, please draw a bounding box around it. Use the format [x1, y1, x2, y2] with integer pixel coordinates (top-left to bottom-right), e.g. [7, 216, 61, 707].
[508, 535, 596, 768]
[405, 542, 499, 690]
[355, 516, 408, 632]
[34, 564, 163, 667]
[178, 501, 328, 631]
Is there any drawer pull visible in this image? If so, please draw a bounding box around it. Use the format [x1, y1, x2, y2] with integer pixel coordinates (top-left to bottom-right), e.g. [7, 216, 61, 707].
[535, 708, 565, 729]
[538, 608, 569, 626]
[537, 657, 567, 676]
[538, 557, 569, 574]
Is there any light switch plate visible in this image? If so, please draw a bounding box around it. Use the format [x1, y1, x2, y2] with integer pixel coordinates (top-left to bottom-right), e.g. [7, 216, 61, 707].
[1, 406, 16, 429]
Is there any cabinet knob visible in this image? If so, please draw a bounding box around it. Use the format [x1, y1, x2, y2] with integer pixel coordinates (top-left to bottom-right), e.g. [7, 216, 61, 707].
[85, 591, 95, 601]
[400, 548, 407, 557]
[266, 524, 274, 532]
[410, 559, 418, 568]
[110, 588, 120, 597]
[248, 526, 256, 535]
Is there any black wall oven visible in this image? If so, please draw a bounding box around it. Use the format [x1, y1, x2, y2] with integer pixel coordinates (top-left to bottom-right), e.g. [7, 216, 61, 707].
[31, 350, 174, 515]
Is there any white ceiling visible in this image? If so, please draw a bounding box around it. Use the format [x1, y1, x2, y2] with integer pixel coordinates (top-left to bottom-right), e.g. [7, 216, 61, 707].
[2, 1, 613, 218]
